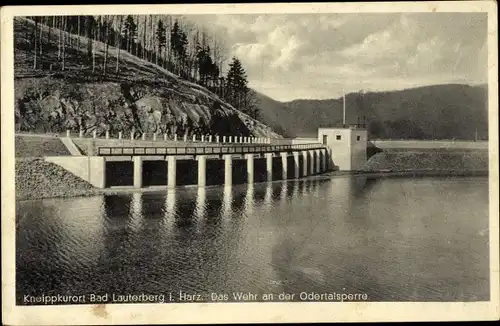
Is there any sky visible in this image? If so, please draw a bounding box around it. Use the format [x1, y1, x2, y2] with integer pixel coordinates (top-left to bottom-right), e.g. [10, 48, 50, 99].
[187, 13, 488, 102]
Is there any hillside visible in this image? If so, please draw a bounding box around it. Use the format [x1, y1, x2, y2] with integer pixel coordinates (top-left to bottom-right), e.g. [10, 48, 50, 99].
[14, 18, 281, 139]
[254, 84, 488, 140]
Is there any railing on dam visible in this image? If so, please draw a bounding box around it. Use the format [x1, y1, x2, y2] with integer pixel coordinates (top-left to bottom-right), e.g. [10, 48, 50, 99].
[97, 143, 326, 156]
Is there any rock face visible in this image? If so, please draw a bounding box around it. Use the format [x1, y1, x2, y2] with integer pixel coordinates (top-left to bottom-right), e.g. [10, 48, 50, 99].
[14, 18, 281, 139]
[15, 77, 279, 138]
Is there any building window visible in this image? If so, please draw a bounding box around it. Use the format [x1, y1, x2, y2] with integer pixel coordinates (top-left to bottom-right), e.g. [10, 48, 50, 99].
[322, 135, 328, 145]
[357, 135, 361, 141]
[336, 135, 342, 140]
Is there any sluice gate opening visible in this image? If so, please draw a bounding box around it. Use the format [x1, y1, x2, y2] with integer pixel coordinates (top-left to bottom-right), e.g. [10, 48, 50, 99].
[206, 159, 224, 186]
[176, 160, 197, 186]
[232, 159, 248, 185]
[143, 161, 168, 186]
[272, 157, 283, 181]
[254, 157, 267, 183]
[106, 161, 133, 187]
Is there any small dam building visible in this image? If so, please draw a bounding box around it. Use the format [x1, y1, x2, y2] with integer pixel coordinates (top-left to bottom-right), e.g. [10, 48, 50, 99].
[317, 126, 367, 171]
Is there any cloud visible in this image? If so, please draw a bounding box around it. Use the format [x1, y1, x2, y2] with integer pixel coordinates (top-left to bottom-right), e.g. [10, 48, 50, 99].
[187, 12, 487, 101]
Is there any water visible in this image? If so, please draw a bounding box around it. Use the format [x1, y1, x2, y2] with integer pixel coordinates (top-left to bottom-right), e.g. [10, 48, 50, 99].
[16, 175, 490, 303]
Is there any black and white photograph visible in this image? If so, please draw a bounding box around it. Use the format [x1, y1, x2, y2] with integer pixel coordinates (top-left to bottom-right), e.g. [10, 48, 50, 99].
[1, 2, 498, 324]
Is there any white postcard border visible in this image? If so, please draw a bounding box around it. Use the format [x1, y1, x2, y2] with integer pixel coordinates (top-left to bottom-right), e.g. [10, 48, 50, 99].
[1, 2, 498, 324]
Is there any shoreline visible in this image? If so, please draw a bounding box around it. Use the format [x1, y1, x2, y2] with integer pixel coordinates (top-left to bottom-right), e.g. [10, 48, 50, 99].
[15, 147, 489, 201]
[15, 168, 488, 201]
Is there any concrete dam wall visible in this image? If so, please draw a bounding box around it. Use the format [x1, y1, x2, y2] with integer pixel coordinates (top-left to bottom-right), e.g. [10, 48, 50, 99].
[44, 148, 330, 189]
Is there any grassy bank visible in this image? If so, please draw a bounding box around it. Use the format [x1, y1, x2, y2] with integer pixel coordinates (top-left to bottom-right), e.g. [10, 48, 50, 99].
[363, 149, 488, 173]
[16, 158, 99, 200]
[16, 135, 70, 157]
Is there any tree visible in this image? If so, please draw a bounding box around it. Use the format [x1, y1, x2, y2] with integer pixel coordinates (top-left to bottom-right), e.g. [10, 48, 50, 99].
[33, 17, 39, 69]
[58, 17, 63, 60]
[134, 15, 140, 57]
[61, 16, 66, 71]
[196, 43, 219, 88]
[246, 92, 261, 120]
[38, 17, 43, 59]
[103, 15, 110, 75]
[156, 19, 166, 67]
[142, 15, 147, 59]
[85, 16, 93, 58]
[77, 16, 80, 50]
[165, 16, 172, 68]
[149, 15, 154, 62]
[47, 16, 53, 45]
[116, 16, 124, 73]
[170, 20, 188, 76]
[123, 15, 137, 53]
[225, 57, 249, 110]
[92, 16, 97, 73]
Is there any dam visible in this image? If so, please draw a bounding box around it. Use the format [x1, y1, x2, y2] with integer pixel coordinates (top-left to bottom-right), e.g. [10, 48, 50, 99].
[44, 126, 368, 189]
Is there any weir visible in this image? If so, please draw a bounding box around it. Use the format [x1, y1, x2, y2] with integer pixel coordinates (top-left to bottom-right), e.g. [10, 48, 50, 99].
[45, 126, 367, 189]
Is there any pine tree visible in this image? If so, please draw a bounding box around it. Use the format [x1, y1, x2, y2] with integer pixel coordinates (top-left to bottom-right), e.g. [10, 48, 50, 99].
[170, 21, 188, 76]
[156, 19, 166, 67]
[225, 57, 248, 110]
[170, 21, 180, 73]
[124, 15, 137, 53]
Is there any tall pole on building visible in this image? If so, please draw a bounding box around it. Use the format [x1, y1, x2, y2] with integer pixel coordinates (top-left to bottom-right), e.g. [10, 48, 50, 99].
[342, 88, 346, 127]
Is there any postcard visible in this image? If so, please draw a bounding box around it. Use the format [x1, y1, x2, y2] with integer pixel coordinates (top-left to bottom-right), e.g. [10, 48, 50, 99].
[1, 1, 498, 324]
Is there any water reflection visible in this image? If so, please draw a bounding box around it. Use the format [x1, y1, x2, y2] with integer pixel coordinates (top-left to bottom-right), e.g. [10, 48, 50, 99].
[163, 189, 176, 232]
[130, 192, 143, 229]
[16, 176, 490, 302]
[222, 186, 232, 220]
[264, 184, 272, 207]
[280, 182, 288, 202]
[195, 187, 207, 233]
[243, 185, 255, 216]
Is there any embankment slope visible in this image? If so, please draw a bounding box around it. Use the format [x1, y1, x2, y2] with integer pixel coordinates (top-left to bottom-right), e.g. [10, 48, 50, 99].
[363, 148, 488, 174]
[16, 158, 100, 200]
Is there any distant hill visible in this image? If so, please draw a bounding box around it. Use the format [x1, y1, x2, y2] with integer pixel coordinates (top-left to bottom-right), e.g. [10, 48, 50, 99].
[254, 84, 488, 140]
[14, 17, 281, 138]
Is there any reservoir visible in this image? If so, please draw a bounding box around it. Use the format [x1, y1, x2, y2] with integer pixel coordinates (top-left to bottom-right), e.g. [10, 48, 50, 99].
[16, 175, 489, 303]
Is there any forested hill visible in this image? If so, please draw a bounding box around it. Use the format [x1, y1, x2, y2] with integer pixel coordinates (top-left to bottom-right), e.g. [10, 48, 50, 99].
[14, 17, 280, 138]
[254, 84, 488, 140]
